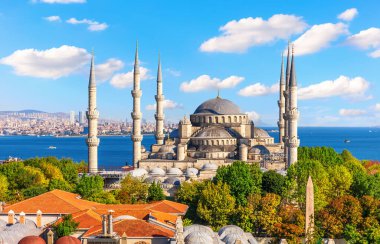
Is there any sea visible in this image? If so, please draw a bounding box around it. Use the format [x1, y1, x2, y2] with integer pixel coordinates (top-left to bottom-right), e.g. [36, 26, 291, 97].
[0, 127, 379, 168]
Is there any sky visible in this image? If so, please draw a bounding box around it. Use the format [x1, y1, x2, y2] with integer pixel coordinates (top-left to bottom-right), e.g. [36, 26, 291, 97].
[0, 0, 380, 127]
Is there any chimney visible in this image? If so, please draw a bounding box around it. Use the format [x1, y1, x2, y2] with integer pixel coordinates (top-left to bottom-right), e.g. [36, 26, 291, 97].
[107, 210, 114, 235]
[36, 210, 42, 228]
[102, 214, 107, 236]
[0, 202, 4, 213]
[47, 228, 54, 244]
[19, 211, 25, 224]
[8, 210, 14, 225]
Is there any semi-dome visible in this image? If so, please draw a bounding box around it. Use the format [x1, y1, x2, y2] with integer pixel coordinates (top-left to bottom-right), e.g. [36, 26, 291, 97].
[196, 127, 232, 138]
[167, 167, 183, 176]
[250, 145, 270, 155]
[201, 163, 218, 171]
[158, 145, 175, 154]
[150, 167, 166, 176]
[194, 97, 241, 115]
[253, 128, 270, 138]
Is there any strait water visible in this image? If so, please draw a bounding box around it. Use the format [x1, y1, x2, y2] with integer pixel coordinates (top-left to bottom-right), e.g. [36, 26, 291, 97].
[0, 127, 379, 167]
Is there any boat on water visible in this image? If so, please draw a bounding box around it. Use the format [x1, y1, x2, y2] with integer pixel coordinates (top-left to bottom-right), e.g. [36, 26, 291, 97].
[344, 139, 351, 143]
[48, 146, 57, 149]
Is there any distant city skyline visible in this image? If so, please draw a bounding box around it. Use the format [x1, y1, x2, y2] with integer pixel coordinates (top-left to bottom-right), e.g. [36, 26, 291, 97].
[0, 1, 379, 126]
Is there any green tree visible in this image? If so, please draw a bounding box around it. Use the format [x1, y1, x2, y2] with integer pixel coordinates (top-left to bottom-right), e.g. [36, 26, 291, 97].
[53, 214, 79, 238]
[48, 178, 73, 192]
[298, 146, 343, 167]
[175, 180, 206, 221]
[197, 181, 235, 230]
[262, 170, 285, 196]
[256, 193, 281, 236]
[147, 181, 165, 201]
[0, 174, 9, 201]
[75, 175, 104, 199]
[116, 174, 148, 204]
[214, 161, 262, 206]
[22, 185, 48, 199]
[327, 165, 353, 198]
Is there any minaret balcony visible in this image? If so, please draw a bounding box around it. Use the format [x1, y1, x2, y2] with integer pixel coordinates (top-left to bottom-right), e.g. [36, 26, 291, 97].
[131, 112, 142, 120]
[155, 114, 165, 120]
[287, 109, 299, 120]
[155, 134, 165, 140]
[283, 91, 288, 97]
[131, 135, 143, 142]
[278, 100, 285, 107]
[86, 137, 100, 146]
[277, 121, 284, 127]
[131, 90, 142, 98]
[86, 110, 99, 119]
[155, 95, 165, 101]
[286, 137, 300, 148]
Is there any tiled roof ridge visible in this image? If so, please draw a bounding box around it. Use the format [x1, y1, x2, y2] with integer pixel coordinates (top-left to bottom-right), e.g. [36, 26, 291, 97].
[48, 190, 87, 212]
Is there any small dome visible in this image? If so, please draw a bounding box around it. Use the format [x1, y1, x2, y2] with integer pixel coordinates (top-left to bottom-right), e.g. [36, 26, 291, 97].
[130, 168, 148, 177]
[167, 167, 183, 176]
[158, 145, 175, 154]
[163, 177, 181, 185]
[184, 225, 215, 239]
[56, 236, 81, 244]
[249, 147, 261, 154]
[218, 225, 245, 239]
[185, 231, 213, 244]
[201, 163, 218, 171]
[141, 145, 146, 153]
[196, 127, 232, 139]
[222, 233, 249, 244]
[150, 167, 166, 176]
[18, 236, 46, 244]
[194, 97, 241, 115]
[185, 168, 199, 177]
[144, 176, 161, 184]
[250, 145, 270, 155]
[253, 128, 270, 138]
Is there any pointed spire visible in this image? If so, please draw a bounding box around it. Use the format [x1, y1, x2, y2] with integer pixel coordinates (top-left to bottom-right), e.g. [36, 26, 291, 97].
[134, 41, 140, 73]
[280, 52, 285, 85]
[217, 88, 220, 98]
[289, 44, 297, 87]
[89, 51, 96, 87]
[157, 53, 162, 82]
[285, 41, 291, 87]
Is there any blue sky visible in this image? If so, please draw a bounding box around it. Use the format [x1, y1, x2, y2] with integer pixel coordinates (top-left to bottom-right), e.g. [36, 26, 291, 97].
[0, 0, 380, 126]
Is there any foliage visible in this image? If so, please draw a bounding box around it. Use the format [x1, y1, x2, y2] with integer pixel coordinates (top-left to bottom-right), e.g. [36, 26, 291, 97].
[48, 178, 73, 191]
[262, 170, 285, 196]
[75, 175, 104, 199]
[147, 181, 165, 201]
[214, 161, 262, 206]
[298, 146, 343, 167]
[22, 185, 48, 198]
[327, 165, 353, 198]
[256, 193, 281, 236]
[175, 180, 206, 222]
[0, 174, 9, 201]
[197, 181, 235, 230]
[53, 214, 79, 238]
[116, 174, 148, 204]
[86, 191, 118, 204]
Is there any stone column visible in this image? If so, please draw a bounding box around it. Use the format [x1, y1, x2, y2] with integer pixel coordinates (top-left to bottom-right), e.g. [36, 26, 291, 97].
[305, 176, 315, 241]
[239, 144, 248, 162]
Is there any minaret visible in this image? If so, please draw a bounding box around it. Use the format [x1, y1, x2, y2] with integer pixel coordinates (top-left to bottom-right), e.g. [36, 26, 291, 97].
[86, 53, 100, 173]
[286, 45, 300, 166]
[155, 55, 165, 145]
[278, 54, 285, 146]
[283, 43, 291, 160]
[131, 43, 143, 168]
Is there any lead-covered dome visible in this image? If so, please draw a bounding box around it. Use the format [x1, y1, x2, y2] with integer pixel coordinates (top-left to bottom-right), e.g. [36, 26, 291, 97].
[194, 97, 241, 115]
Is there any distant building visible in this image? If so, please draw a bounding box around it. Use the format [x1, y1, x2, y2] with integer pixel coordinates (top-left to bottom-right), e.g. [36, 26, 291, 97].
[70, 111, 75, 125]
[79, 111, 85, 124]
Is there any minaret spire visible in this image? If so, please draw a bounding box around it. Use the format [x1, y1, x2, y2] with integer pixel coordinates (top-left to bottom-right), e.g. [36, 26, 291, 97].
[278, 53, 285, 146]
[283, 42, 291, 162]
[155, 54, 165, 145]
[86, 52, 100, 173]
[286, 44, 300, 166]
[131, 42, 143, 168]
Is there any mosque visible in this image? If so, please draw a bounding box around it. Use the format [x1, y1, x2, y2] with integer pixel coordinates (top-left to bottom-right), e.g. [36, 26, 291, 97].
[86, 44, 300, 181]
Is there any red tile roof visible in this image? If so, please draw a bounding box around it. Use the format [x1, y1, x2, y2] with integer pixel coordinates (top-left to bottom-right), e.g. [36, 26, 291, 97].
[83, 219, 174, 238]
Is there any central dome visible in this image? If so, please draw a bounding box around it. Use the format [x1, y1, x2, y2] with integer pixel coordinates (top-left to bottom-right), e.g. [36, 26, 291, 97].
[194, 97, 241, 115]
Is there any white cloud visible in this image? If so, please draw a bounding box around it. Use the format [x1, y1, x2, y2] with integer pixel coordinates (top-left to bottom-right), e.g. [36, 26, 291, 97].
[337, 8, 358, 21]
[238, 83, 278, 97]
[44, 15, 61, 22]
[110, 67, 150, 89]
[200, 14, 307, 53]
[34, 0, 86, 3]
[246, 111, 261, 123]
[0, 45, 90, 79]
[375, 103, 380, 112]
[347, 28, 380, 58]
[166, 68, 181, 77]
[66, 18, 108, 31]
[339, 109, 367, 116]
[299, 76, 370, 100]
[180, 75, 244, 92]
[146, 99, 183, 111]
[95, 58, 124, 82]
[293, 23, 348, 56]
